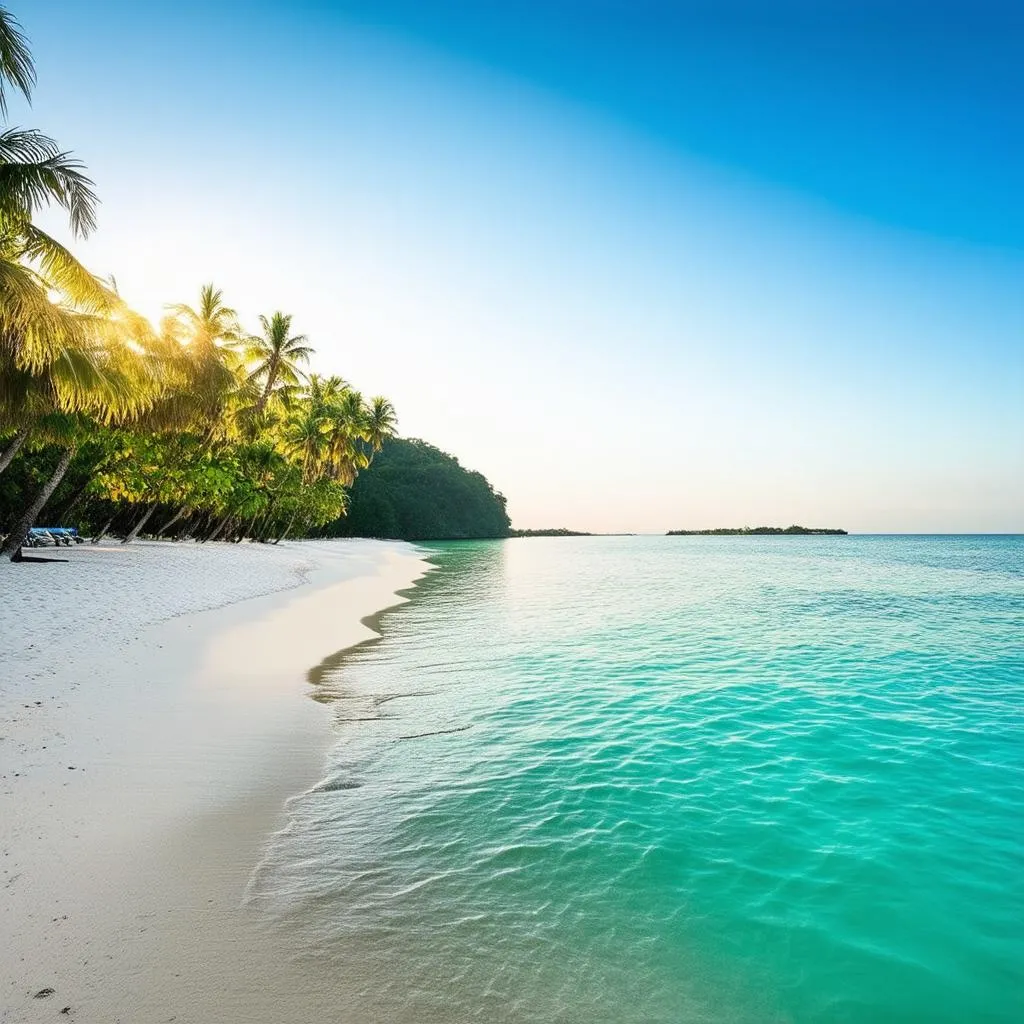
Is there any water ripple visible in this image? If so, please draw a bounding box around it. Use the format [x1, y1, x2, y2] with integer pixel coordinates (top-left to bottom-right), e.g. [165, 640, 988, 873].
[249, 536, 1024, 1023]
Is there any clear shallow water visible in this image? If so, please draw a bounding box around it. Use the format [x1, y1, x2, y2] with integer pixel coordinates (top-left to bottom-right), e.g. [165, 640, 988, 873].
[252, 536, 1024, 1022]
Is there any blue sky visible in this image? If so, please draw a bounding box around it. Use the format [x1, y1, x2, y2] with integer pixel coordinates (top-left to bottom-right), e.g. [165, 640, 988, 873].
[15, 1, 1024, 531]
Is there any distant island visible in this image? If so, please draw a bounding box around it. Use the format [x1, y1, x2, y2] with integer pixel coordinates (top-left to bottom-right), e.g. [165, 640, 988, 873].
[667, 525, 848, 536]
[509, 528, 593, 538]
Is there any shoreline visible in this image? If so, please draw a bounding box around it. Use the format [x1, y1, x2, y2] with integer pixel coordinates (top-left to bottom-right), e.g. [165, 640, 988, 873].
[1, 538, 431, 1022]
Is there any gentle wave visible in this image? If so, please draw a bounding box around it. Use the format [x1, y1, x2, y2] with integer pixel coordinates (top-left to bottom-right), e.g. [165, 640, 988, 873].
[250, 536, 1024, 1023]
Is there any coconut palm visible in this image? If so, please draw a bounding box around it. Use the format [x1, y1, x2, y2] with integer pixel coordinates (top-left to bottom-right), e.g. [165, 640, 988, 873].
[155, 285, 247, 434]
[0, 1, 391, 552]
[332, 389, 374, 483]
[0, 127, 98, 240]
[166, 283, 241, 353]
[366, 395, 397, 452]
[0, 221, 152, 483]
[0, 327, 155, 561]
[0, 4, 33, 119]
[0, 5, 164, 557]
[284, 398, 328, 485]
[302, 373, 346, 414]
[0, 4, 122, 461]
[107, 290, 248, 544]
[246, 311, 312, 419]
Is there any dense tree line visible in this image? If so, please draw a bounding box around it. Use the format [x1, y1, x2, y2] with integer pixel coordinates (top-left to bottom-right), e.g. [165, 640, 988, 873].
[321, 438, 510, 541]
[0, 6, 398, 559]
[667, 526, 848, 536]
[508, 528, 592, 537]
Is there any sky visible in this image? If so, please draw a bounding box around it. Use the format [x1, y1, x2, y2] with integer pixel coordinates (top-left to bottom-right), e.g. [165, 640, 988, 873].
[12, 0, 1024, 532]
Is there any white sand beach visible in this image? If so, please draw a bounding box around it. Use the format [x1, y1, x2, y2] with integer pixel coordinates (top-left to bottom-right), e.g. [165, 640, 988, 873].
[0, 538, 429, 1023]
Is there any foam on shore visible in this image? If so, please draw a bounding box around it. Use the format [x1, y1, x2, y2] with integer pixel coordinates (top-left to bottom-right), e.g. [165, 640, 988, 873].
[0, 538, 430, 1023]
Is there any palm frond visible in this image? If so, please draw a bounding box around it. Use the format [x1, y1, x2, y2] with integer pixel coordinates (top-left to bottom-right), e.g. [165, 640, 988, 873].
[0, 129, 98, 237]
[20, 224, 116, 311]
[0, 5, 34, 119]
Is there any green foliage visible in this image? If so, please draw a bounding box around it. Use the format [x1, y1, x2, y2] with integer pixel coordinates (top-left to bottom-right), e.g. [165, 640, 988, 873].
[324, 438, 510, 541]
[508, 528, 593, 537]
[0, 20, 474, 551]
[0, 275, 396, 545]
[0, 5, 34, 119]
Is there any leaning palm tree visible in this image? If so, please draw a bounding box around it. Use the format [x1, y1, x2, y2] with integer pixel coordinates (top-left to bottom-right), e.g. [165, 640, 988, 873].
[0, 139, 127, 478]
[0, 4, 162, 558]
[246, 312, 312, 419]
[0, 127, 98, 240]
[0, 316, 158, 560]
[0, 8, 101, 294]
[0, 4, 113, 460]
[110, 292, 250, 544]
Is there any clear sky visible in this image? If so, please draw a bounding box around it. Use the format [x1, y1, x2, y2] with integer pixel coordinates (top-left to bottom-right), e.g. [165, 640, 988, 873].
[13, 1, 1024, 532]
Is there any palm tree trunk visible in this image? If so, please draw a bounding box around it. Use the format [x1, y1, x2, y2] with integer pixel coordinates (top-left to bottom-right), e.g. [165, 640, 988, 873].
[2, 446, 76, 561]
[53, 452, 113, 522]
[254, 354, 279, 418]
[204, 513, 231, 543]
[243, 513, 261, 541]
[254, 493, 281, 542]
[54, 476, 94, 523]
[92, 514, 116, 544]
[257, 516, 276, 543]
[254, 381, 272, 417]
[190, 511, 211, 540]
[122, 502, 158, 544]
[155, 507, 187, 540]
[0, 426, 30, 477]
[273, 507, 299, 544]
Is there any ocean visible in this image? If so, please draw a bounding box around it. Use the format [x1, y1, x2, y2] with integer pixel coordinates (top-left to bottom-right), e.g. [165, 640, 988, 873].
[251, 535, 1023, 1022]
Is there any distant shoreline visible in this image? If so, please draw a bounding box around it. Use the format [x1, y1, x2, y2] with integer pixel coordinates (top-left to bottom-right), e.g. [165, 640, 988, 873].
[509, 528, 593, 537]
[507, 526, 849, 538]
[667, 526, 847, 536]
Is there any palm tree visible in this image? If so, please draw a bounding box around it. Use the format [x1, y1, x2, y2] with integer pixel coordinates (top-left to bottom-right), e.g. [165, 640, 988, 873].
[0, 5, 117, 468]
[154, 284, 247, 435]
[0, 127, 98, 240]
[321, 388, 371, 486]
[0, 4, 33, 120]
[366, 395, 397, 452]
[0, 179, 149, 491]
[246, 312, 311, 419]
[0, 10, 160, 556]
[166, 283, 241, 354]
[0, 335, 155, 560]
[0, 130, 106, 439]
[284, 398, 328, 486]
[103, 288, 248, 544]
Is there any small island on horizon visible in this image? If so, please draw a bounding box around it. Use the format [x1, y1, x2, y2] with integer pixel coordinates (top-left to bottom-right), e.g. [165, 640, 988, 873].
[509, 528, 594, 537]
[667, 525, 848, 536]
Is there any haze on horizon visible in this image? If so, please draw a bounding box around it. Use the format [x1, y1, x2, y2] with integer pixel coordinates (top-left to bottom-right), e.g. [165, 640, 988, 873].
[16, 0, 1024, 534]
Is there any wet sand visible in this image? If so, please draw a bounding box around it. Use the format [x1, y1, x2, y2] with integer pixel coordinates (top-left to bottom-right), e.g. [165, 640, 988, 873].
[0, 538, 429, 1022]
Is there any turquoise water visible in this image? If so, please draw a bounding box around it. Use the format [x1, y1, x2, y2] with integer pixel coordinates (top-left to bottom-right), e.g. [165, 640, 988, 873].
[254, 536, 1024, 1022]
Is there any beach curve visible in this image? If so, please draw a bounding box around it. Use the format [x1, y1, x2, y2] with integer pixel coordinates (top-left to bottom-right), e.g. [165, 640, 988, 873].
[0, 537, 430, 1023]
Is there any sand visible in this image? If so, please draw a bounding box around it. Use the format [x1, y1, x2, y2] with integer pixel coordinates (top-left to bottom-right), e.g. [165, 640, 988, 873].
[0, 538, 430, 1023]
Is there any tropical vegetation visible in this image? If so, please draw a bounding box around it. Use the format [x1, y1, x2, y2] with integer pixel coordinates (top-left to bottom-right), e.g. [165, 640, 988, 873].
[666, 526, 848, 536]
[508, 528, 593, 537]
[0, 5, 401, 559]
[322, 438, 511, 541]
